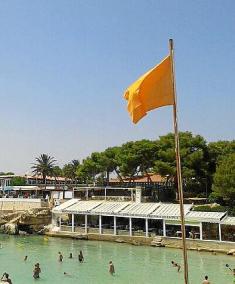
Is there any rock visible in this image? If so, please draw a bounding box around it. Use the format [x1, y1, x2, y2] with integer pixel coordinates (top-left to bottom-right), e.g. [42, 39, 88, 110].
[132, 240, 141, 246]
[227, 249, 235, 255]
[115, 238, 125, 243]
[0, 208, 51, 235]
[4, 223, 19, 235]
[19, 230, 29, 236]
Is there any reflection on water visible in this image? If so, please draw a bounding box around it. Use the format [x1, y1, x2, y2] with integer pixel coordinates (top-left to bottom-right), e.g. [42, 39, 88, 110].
[0, 235, 233, 284]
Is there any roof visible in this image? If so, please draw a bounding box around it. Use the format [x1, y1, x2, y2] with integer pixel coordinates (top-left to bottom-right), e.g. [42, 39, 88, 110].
[66, 201, 103, 214]
[221, 217, 235, 225]
[52, 199, 192, 220]
[150, 203, 193, 219]
[110, 173, 164, 183]
[186, 211, 227, 223]
[119, 202, 160, 217]
[53, 199, 78, 212]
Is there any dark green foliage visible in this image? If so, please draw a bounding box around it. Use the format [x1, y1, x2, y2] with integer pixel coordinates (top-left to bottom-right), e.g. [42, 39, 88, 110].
[10, 176, 26, 186]
[193, 205, 227, 212]
[212, 153, 235, 201]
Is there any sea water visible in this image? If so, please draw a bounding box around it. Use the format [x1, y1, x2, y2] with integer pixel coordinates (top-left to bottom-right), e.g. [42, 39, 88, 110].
[0, 235, 233, 284]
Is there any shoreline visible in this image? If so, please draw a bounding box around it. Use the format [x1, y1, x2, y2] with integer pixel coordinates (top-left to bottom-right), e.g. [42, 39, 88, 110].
[45, 231, 235, 255]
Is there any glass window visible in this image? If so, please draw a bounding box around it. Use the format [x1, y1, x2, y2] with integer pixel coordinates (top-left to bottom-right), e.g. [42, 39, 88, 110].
[221, 225, 235, 242]
[202, 222, 219, 240]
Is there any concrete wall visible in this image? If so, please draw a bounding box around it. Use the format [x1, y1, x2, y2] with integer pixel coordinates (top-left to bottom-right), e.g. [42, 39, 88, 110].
[162, 237, 235, 253]
[0, 198, 44, 212]
[46, 231, 235, 254]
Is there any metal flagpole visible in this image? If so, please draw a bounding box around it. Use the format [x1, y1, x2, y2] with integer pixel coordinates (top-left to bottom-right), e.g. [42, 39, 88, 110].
[169, 39, 189, 284]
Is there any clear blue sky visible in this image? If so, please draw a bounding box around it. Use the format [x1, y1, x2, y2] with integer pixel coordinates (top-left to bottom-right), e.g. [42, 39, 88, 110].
[0, 0, 234, 173]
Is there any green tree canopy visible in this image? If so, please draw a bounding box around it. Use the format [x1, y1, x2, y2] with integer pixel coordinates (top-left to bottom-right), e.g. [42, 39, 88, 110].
[10, 176, 26, 186]
[63, 160, 80, 182]
[212, 153, 235, 201]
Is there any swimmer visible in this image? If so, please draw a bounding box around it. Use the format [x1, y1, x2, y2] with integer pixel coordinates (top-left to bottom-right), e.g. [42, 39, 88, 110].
[109, 261, 115, 275]
[69, 253, 73, 259]
[202, 275, 210, 284]
[33, 263, 41, 279]
[63, 272, 72, 277]
[78, 251, 84, 263]
[171, 261, 181, 272]
[1, 273, 12, 284]
[58, 252, 63, 262]
[24, 255, 28, 261]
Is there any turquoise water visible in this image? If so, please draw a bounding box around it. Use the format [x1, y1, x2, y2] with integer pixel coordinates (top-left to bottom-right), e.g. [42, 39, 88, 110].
[0, 235, 234, 284]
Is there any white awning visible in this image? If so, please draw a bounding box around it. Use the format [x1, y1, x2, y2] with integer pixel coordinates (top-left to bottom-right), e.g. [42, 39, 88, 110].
[90, 202, 131, 215]
[186, 211, 227, 223]
[52, 199, 78, 213]
[64, 201, 103, 214]
[221, 217, 235, 225]
[119, 202, 160, 217]
[150, 203, 193, 219]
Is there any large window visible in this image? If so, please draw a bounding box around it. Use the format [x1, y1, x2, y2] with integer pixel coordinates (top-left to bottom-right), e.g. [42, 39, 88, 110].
[74, 215, 85, 233]
[132, 218, 145, 236]
[221, 225, 235, 242]
[87, 215, 99, 233]
[102, 216, 114, 234]
[165, 224, 200, 239]
[116, 217, 129, 235]
[60, 214, 72, 232]
[148, 219, 163, 237]
[202, 223, 219, 240]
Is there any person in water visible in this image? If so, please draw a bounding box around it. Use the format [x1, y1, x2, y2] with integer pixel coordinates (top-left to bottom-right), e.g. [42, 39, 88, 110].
[33, 263, 41, 279]
[69, 253, 73, 259]
[109, 261, 115, 275]
[171, 261, 181, 272]
[63, 272, 72, 277]
[24, 256, 28, 261]
[78, 251, 84, 263]
[202, 275, 210, 284]
[58, 252, 63, 262]
[1, 273, 12, 284]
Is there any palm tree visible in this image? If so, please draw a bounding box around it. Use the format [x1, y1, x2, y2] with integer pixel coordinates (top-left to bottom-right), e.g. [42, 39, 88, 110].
[32, 154, 56, 192]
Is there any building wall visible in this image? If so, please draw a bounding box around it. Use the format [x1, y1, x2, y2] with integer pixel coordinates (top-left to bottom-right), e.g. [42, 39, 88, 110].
[0, 198, 44, 212]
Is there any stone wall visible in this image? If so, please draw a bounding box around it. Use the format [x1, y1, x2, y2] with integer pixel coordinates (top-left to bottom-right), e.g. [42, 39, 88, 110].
[0, 198, 45, 212]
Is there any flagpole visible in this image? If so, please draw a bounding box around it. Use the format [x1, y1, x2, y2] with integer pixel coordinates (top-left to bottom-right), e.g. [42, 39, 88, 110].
[169, 39, 189, 284]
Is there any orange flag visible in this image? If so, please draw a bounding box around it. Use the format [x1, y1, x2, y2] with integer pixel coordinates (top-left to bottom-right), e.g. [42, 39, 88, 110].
[124, 55, 174, 124]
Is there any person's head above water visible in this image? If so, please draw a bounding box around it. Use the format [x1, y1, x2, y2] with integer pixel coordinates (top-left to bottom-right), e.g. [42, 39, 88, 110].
[205, 276, 208, 280]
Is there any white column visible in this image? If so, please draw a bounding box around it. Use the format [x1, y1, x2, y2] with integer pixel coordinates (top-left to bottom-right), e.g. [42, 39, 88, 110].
[200, 222, 203, 240]
[145, 218, 149, 237]
[163, 219, 166, 237]
[85, 215, 88, 234]
[99, 215, 102, 234]
[71, 214, 74, 232]
[129, 218, 132, 236]
[219, 223, 222, 242]
[114, 216, 117, 235]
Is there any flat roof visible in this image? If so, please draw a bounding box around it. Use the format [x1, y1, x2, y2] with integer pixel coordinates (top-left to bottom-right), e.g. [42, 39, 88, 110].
[52, 200, 234, 224]
[221, 217, 235, 225]
[150, 203, 193, 219]
[186, 211, 227, 223]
